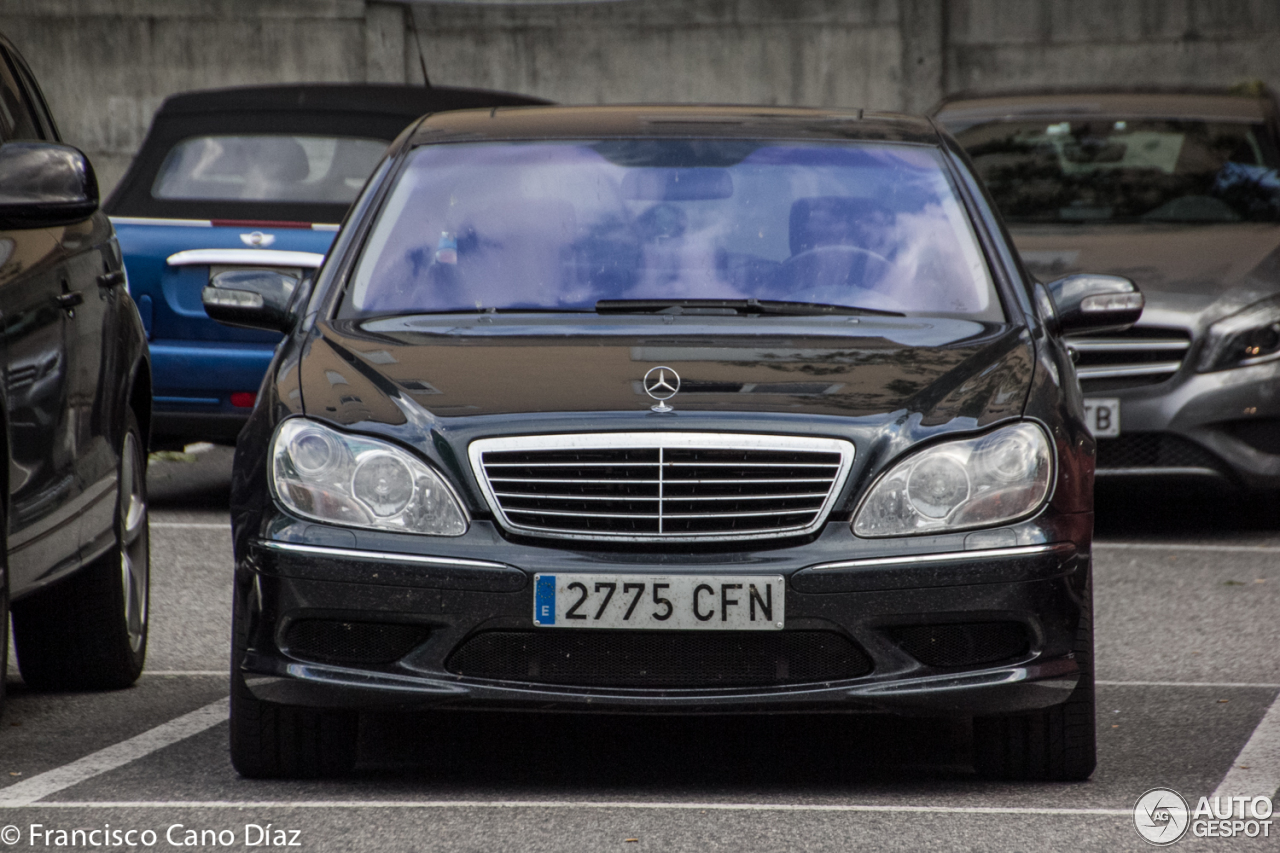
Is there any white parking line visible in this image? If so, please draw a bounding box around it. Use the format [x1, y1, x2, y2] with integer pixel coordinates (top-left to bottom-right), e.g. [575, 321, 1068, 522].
[149, 522, 229, 530]
[1095, 541, 1280, 554]
[142, 671, 225, 676]
[0, 699, 229, 808]
[1097, 680, 1280, 688]
[4, 800, 1132, 815]
[1213, 689, 1280, 801]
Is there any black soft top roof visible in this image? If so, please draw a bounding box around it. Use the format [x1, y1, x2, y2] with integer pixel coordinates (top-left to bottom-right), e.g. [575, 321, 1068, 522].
[105, 84, 551, 223]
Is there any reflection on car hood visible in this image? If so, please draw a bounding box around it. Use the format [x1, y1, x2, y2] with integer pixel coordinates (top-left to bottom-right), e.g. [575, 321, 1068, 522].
[296, 314, 1033, 427]
[1011, 223, 1280, 329]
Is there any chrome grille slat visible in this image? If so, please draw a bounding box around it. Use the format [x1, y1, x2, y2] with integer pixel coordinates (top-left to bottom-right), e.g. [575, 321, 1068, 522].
[1068, 327, 1192, 388]
[470, 432, 855, 542]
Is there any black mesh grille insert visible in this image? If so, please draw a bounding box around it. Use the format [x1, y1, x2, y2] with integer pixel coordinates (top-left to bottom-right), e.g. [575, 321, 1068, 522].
[1095, 433, 1224, 471]
[283, 620, 429, 665]
[445, 630, 872, 688]
[886, 622, 1030, 668]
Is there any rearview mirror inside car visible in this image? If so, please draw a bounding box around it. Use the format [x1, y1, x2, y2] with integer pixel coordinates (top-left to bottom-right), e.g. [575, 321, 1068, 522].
[0, 142, 99, 228]
[202, 268, 301, 333]
[1046, 273, 1144, 335]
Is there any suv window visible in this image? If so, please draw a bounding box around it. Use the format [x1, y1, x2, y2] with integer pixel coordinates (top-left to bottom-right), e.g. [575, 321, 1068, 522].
[0, 48, 41, 141]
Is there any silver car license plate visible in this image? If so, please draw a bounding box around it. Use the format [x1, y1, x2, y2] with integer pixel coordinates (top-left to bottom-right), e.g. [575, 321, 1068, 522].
[1083, 397, 1120, 437]
[533, 573, 784, 630]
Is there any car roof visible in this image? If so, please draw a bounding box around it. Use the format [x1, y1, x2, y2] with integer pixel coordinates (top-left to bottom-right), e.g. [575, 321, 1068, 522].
[932, 88, 1275, 125]
[406, 105, 942, 147]
[155, 83, 550, 120]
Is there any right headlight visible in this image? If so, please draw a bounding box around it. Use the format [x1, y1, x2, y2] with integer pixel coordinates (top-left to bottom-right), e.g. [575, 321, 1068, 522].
[270, 418, 467, 536]
[852, 422, 1053, 538]
[1197, 296, 1280, 372]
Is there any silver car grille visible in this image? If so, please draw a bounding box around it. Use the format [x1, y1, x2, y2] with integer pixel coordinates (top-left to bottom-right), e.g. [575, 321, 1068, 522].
[468, 433, 855, 542]
[1067, 327, 1192, 389]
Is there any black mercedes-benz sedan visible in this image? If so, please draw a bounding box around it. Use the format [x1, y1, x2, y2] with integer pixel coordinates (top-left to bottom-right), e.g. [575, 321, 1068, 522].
[215, 105, 1144, 781]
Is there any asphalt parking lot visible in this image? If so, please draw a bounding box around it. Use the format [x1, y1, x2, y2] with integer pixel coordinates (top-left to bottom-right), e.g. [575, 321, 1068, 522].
[2, 448, 1278, 851]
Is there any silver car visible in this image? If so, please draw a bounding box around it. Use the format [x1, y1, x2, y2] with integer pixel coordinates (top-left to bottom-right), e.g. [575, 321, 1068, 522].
[934, 88, 1280, 490]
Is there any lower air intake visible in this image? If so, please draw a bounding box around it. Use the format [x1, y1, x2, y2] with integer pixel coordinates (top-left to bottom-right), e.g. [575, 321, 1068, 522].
[282, 620, 429, 665]
[445, 630, 872, 688]
[886, 622, 1030, 668]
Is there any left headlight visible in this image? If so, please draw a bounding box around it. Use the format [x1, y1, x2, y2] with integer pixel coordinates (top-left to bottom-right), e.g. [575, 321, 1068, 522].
[270, 419, 467, 536]
[1197, 296, 1280, 372]
[852, 422, 1053, 538]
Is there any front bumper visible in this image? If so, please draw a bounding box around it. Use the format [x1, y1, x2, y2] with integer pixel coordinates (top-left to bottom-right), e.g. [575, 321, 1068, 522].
[1092, 356, 1280, 490]
[235, 519, 1090, 717]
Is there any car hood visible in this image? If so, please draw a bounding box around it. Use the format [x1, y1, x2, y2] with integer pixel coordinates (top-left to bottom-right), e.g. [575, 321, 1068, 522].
[1011, 222, 1280, 331]
[296, 314, 1033, 428]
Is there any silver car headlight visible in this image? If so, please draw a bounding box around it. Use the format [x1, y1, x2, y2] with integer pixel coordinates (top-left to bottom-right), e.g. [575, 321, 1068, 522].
[270, 419, 467, 536]
[1197, 296, 1280, 372]
[852, 422, 1053, 538]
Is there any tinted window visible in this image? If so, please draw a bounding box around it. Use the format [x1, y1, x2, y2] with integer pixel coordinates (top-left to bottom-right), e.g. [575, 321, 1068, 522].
[952, 118, 1280, 224]
[6, 50, 57, 141]
[345, 140, 1000, 322]
[151, 135, 387, 203]
[0, 50, 41, 141]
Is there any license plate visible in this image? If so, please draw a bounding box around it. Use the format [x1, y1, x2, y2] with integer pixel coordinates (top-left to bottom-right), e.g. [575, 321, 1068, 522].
[1083, 398, 1120, 437]
[533, 573, 784, 630]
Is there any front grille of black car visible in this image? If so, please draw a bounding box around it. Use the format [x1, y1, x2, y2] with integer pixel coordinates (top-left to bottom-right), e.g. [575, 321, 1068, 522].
[886, 622, 1030, 668]
[1068, 326, 1192, 392]
[1095, 433, 1226, 473]
[469, 433, 854, 542]
[445, 630, 873, 688]
[282, 620, 429, 666]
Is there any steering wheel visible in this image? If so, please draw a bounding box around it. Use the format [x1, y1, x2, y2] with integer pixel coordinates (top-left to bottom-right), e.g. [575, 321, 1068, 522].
[781, 244, 892, 292]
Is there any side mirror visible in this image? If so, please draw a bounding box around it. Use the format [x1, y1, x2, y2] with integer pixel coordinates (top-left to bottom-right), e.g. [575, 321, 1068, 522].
[203, 268, 300, 333]
[1046, 274, 1144, 335]
[0, 142, 99, 228]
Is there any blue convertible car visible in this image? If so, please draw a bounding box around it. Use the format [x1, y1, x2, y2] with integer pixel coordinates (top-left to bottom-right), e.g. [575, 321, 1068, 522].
[105, 84, 547, 446]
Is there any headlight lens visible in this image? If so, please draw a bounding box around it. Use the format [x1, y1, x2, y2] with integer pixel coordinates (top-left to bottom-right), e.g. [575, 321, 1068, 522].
[1198, 296, 1280, 372]
[270, 419, 467, 536]
[853, 422, 1053, 537]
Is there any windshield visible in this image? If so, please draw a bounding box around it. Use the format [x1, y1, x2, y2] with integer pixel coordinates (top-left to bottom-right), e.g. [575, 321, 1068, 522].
[951, 118, 1280, 224]
[343, 140, 1001, 321]
[152, 134, 387, 204]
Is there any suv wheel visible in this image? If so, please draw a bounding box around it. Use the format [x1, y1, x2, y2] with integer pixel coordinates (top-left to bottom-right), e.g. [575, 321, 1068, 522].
[972, 575, 1096, 781]
[12, 409, 149, 689]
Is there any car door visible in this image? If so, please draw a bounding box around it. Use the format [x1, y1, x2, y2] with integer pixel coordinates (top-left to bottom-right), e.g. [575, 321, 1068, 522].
[0, 50, 81, 592]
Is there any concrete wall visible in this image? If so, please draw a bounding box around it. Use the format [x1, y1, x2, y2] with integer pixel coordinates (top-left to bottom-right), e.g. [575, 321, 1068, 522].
[2, 0, 1279, 198]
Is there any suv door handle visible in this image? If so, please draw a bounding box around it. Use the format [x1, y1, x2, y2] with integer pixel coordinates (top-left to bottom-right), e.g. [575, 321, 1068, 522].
[55, 291, 84, 309]
[98, 270, 125, 288]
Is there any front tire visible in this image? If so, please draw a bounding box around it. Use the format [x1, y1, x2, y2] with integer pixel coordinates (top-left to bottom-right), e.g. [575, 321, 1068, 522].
[972, 576, 1096, 781]
[228, 595, 358, 778]
[12, 409, 149, 690]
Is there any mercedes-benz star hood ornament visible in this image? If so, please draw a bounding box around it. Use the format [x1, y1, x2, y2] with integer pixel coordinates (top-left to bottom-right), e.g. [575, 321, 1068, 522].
[643, 366, 680, 413]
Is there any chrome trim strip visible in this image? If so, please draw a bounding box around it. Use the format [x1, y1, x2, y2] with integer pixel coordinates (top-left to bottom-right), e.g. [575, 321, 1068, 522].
[110, 216, 211, 227]
[1068, 339, 1189, 352]
[166, 248, 325, 269]
[259, 540, 510, 571]
[1076, 361, 1181, 379]
[469, 432, 856, 543]
[1095, 467, 1225, 477]
[808, 543, 1066, 572]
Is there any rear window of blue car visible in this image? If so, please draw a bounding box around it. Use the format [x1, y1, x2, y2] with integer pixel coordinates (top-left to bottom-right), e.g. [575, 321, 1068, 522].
[342, 139, 1002, 322]
[152, 134, 387, 204]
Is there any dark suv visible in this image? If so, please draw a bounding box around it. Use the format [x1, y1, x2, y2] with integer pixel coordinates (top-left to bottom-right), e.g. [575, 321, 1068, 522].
[0, 34, 152, 713]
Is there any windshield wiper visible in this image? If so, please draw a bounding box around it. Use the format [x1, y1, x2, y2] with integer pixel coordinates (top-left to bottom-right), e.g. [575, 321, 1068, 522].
[594, 298, 904, 317]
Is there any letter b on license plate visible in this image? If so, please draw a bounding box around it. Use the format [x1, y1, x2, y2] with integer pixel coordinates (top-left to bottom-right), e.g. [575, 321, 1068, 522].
[1083, 397, 1120, 437]
[534, 573, 784, 630]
